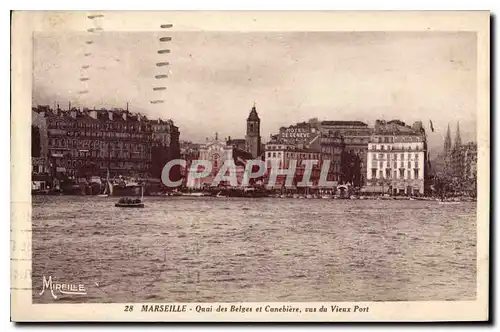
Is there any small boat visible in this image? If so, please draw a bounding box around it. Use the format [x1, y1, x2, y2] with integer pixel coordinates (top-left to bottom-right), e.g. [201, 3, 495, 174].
[182, 192, 206, 197]
[216, 191, 228, 198]
[438, 200, 460, 205]
[115, 199, 144, 208]
[115, 186, 144, 208]
[99, 169, 113, 197]
[321, 195, 332, 199]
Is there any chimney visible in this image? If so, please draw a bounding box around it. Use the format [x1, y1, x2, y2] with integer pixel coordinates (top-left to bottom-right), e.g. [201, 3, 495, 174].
[89, 110, 97, 119]
[108, 111, 113, 121]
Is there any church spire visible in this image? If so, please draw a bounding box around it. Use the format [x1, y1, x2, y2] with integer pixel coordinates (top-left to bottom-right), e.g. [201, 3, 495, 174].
[454, 121, 462, 151]
[444, 123, 452, 153]
[247, 103, 259, 121]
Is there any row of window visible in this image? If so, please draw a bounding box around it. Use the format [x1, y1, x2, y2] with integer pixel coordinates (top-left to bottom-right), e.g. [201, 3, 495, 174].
[265, 160, 340, 169]
[52, 159, 148, 169]
[370, 144, 422, 151]
[373, 153, 420, 160]
[48, 120, 154, 132]
[266, 151, 320, 159]
[48, 139, 148, 151]
[371, 168, 420, 179]
[50, 130, 152, 140]
[51, 150, 149, 160]
[372, 161, 419, 169]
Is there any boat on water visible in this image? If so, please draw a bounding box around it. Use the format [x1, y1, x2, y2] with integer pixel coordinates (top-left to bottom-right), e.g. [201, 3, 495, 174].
[115, 186, 144, 208]
[438, 201, 460, 205]
[98, 171, 113, 197]
[216, 191, 228, 198]
[182, 192, 208, 197]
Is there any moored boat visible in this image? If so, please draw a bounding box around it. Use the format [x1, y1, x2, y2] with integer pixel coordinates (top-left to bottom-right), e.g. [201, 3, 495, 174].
[438, 201, 460, 205]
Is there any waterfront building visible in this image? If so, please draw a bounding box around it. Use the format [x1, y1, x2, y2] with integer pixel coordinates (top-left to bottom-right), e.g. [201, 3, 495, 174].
[264, 139, 296, 169]
[187, 134, 253, 188]
[277, 120, 319, 147]
[440, 122, 477, 193]
[32, 105, 180, 184]
[32, 108, 49, 174]
[318, 121, 372, 187]
[460, 142, 477, 181]
[245, 105, 262, 158]
[150, 118, 181, 180]
[270, 119, 371, 186]
[179, 141, 201, 187]
[450, 122, 463, 180]
[366, 120, 427, 195]
[317, 130, 344, 183]
[264, 139, 322, 189]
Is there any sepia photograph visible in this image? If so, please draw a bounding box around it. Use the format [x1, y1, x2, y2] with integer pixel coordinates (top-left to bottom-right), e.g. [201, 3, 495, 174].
[11, 10, 489, 321]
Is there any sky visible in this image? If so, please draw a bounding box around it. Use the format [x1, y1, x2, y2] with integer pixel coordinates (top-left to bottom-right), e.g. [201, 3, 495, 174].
[33, 31, 477, 151]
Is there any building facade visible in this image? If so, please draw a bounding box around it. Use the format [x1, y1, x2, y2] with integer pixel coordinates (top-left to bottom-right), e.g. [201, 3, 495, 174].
[366, 120, 427, 195]
[32, 105, 180, 182]
[318, 121, 372, 186]
[264, 140, 323, 189]
[460, 142, 477, 181]
[187, 135, 253, 188]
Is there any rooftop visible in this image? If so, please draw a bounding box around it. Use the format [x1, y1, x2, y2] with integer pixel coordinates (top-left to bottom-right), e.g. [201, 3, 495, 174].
[321, 120, 368, 127]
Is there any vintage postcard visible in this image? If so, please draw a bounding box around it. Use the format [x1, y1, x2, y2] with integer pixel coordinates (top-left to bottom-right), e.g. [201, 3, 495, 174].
[11, 11, 490, 322]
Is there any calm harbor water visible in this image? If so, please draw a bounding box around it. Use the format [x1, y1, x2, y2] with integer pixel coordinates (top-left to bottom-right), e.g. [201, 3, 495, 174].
[32, 196, 476, 303]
